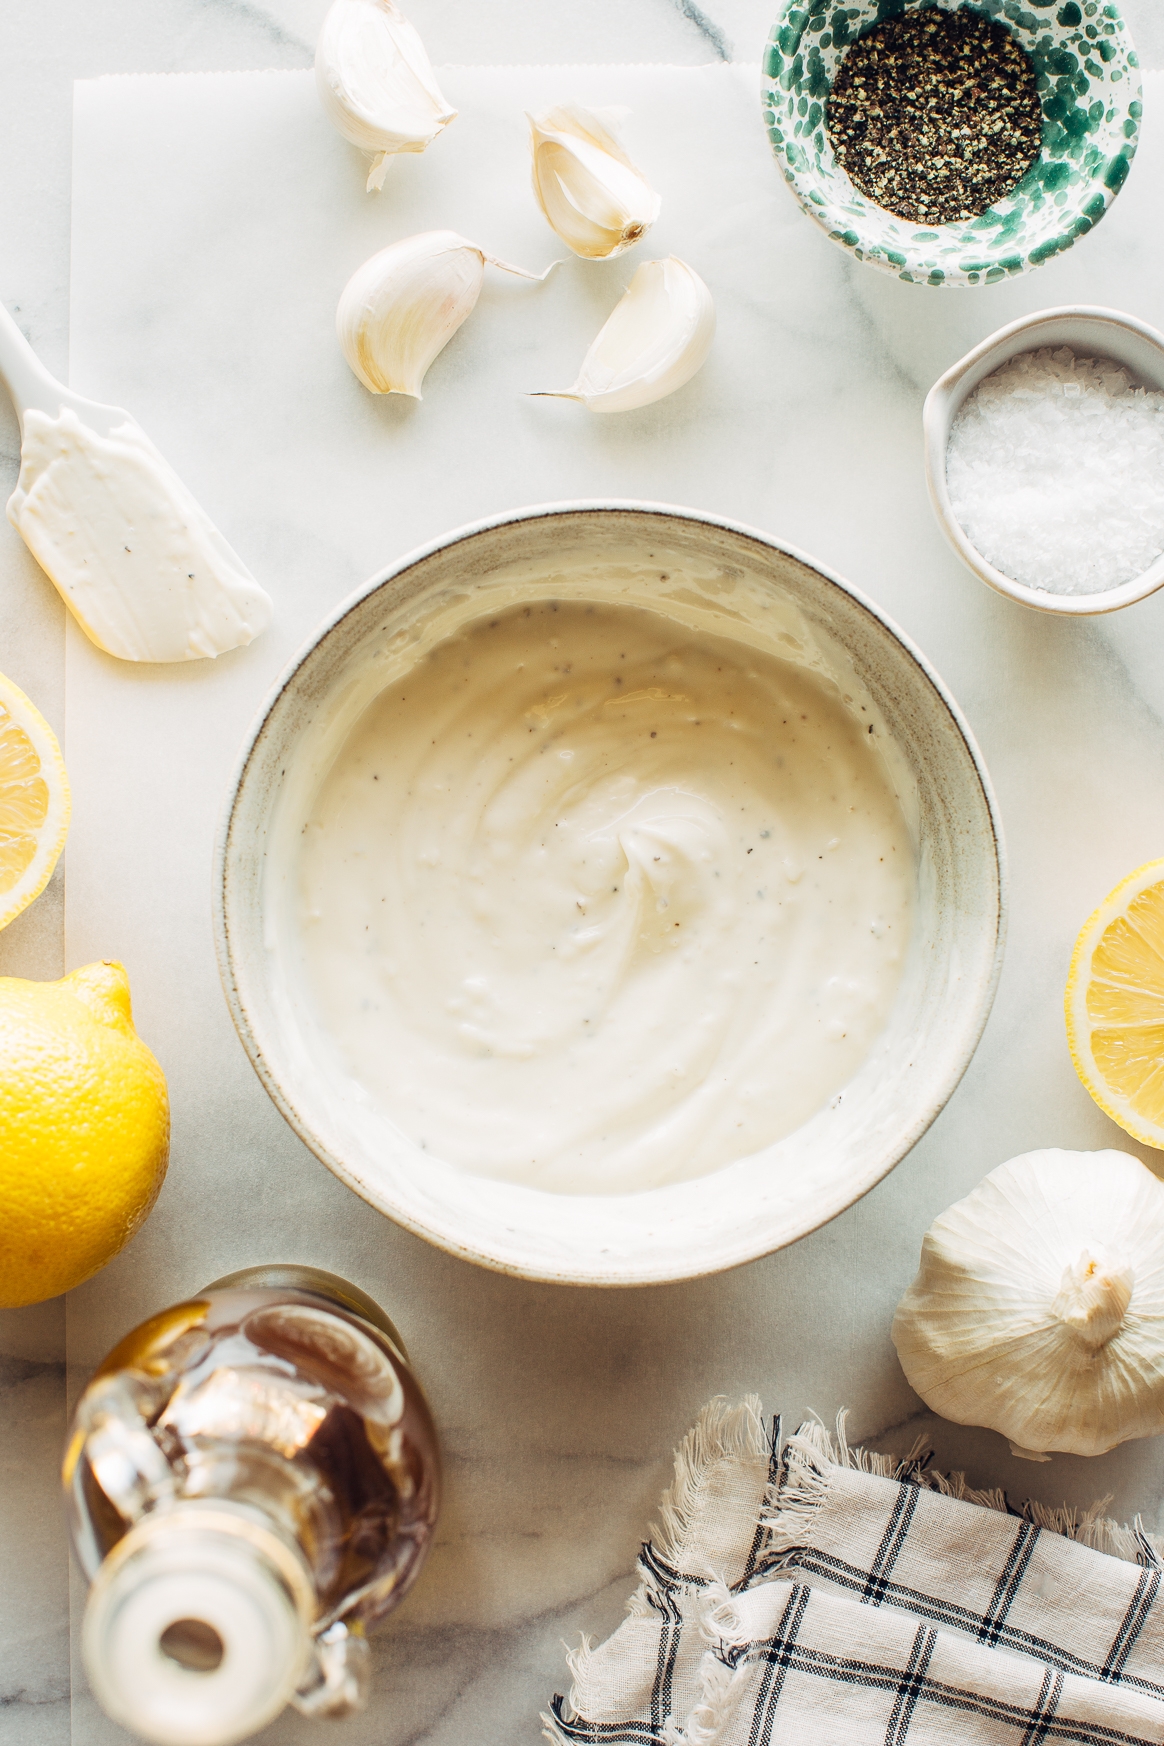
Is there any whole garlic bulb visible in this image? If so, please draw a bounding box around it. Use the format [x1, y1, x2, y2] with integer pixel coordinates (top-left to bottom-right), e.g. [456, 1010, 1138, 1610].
[892, 1148, 1164, 1460]
[528, 105, 661, 259]
[315, 0, 457, 192]
[534, 257, 714, 414]
[337, 231, 552, 398]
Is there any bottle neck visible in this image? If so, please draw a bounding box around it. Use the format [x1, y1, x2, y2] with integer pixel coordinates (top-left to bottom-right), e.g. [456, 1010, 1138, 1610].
[82, 1504, 314, 1746]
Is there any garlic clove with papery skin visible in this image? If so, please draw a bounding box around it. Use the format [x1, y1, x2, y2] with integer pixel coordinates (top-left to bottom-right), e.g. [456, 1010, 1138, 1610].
[533, 257, 714, 415]
[337, 231, 554, 398]
[892, 1148, 1164, 1460]
[315, 0, 456, 192]
[528, 105, 661, 260]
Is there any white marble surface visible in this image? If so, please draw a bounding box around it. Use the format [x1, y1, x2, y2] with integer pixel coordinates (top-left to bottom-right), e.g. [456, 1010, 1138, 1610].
[3, 3, 1164, 1743]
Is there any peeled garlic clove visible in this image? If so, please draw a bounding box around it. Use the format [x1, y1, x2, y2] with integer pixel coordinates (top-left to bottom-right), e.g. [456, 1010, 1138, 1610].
[338, 230, 553, 398]
[528, 105, 661, 259]
[534, 257, 714, 414]
[892, 1148, 1164, 1460]
[315, 0, 457, 192]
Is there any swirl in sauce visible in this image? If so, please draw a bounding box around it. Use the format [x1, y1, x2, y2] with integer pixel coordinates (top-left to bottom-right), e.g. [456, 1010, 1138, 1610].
[296, 600, 914, 1194]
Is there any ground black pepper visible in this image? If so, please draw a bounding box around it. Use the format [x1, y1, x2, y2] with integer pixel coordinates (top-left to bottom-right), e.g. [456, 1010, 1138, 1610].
[826, 8, 1043, 227]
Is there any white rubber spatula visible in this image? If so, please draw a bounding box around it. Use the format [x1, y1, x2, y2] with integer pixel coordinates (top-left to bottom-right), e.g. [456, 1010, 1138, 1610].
[0, 302, 272, 663]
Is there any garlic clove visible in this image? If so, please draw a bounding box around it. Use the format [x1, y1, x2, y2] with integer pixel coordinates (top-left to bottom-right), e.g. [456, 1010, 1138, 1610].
[315, 0, 457, 192]
[528, 105, 661, 259]
[337, 231, 554, 398]
[533, 257, 714, 415]
[338, 233, 481, 397]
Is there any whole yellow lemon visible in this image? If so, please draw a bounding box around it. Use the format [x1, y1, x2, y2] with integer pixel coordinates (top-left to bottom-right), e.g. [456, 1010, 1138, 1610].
[0, 961, 169, 1306]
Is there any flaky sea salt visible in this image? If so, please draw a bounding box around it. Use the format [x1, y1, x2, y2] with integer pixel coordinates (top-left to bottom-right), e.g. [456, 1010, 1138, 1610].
[946, 345, 1164, 595]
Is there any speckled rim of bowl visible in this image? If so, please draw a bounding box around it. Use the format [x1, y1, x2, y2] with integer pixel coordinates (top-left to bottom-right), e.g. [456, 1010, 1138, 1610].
[214, 502, 1007, 1288]
[924, 305, 1164, 614]
[762, 0, 1141, 287]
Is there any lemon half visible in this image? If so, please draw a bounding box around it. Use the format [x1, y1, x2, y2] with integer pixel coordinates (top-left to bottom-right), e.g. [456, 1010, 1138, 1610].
[0, 670, 70, 931]
[1066, 858, 1164, 1148]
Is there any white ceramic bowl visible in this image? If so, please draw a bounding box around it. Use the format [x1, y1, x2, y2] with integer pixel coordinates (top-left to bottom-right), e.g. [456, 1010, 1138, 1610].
[924, 306, 1164, 615]
[215, 504, 1005, 1287]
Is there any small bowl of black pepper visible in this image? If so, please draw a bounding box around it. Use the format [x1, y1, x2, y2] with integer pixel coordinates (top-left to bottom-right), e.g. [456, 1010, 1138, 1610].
[762, 0, 1141, 287]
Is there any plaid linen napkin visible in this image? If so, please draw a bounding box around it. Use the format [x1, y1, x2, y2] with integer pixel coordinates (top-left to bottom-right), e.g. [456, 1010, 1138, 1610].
[543, 1399, 1164, 1746]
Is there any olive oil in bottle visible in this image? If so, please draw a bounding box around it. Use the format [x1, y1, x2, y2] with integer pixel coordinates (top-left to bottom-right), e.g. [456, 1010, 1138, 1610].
[64, 1266, 440, 1746]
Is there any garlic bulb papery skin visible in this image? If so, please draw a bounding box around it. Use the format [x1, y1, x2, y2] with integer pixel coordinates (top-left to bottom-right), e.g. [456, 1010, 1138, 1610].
[337, 231, 552, 398]
[535, 257, 714, 414]
[528, 105, 661, 259]
[891, 1149, 1164, 1461]
[315, 0, 456, 192]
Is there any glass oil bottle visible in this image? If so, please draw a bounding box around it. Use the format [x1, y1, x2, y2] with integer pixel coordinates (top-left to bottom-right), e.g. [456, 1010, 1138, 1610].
[63, 1266, 440, 1746]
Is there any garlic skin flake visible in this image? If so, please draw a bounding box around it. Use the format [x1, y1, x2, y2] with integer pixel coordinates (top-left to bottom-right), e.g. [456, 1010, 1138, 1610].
[892, 1148, 1164, 1461]
[536, 257, 714, 414]
[528, 105, 661, 260]
[315, 0, 456, 192]
[338, 231, 552, 399]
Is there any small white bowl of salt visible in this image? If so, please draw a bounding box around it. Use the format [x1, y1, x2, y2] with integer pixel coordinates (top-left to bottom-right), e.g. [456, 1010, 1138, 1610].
[924, 307, 1164, 615]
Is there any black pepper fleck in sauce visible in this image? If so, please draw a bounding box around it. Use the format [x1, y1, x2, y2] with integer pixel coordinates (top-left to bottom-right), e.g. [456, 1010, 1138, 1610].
[826, 8, 1043, 227]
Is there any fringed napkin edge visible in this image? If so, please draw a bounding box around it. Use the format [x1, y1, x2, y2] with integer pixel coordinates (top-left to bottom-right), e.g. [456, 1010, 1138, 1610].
[543, 1396, 1164, 1746]
[769, 1412, 1164, 1568]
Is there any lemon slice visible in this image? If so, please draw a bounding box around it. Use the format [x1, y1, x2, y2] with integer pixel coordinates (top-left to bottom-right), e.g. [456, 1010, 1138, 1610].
[1066, 858, 1164, 1148]
[0, 671, 70, 931]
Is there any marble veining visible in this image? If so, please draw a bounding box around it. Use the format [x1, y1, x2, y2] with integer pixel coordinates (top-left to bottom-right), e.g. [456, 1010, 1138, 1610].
[214, 1, 314, 55]
[671, 0, 732, 61]
[0, 1347, 68, 1745]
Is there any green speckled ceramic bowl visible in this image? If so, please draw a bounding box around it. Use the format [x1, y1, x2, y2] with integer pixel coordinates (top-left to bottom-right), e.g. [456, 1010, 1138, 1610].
[762, 0, 1141, 287]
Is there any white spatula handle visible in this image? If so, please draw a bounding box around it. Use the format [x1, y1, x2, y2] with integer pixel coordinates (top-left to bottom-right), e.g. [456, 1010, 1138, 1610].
[0, 303, 67, 430]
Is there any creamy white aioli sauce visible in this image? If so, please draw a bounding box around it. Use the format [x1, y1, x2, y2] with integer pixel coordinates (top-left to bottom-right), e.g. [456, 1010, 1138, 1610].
[7, 407, 272, 663]
[296, 599, 914, 1195]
